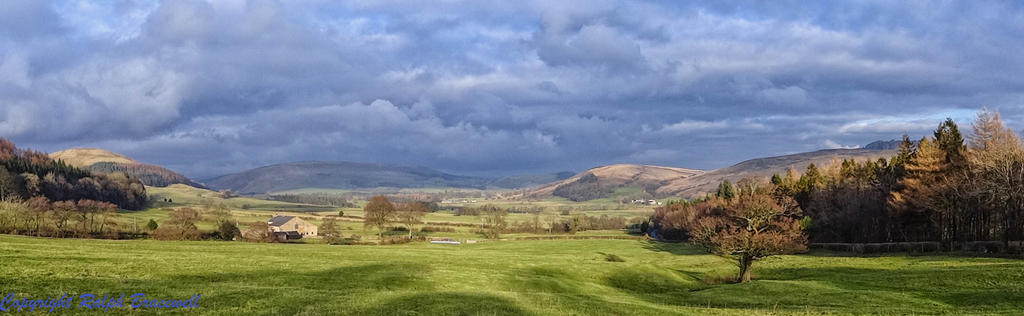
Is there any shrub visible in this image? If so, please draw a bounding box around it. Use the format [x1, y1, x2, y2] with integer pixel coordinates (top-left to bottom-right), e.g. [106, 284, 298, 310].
[454, 207, 480, 216]
[420, 226, 455, 233]
[215, 221, 241, 241]
[152, 226, 201, 241]
[381, 236, 426, 245]
[242, 221, 276, 243]
[151, 208, 202, 241]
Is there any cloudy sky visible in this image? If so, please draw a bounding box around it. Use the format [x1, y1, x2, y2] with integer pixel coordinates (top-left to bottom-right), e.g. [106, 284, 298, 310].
[2, 1, 1024, 178]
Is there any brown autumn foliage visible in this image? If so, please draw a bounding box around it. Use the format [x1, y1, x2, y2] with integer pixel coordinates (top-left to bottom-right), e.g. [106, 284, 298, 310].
[242, 221, 278, 243]
[319, 217, 343, 244]
[363, 195, 396, 240]
[0, 197, 118, 238]
[655, 108, 1024, 255]
[152, 208, 202, 241]
[396, 202, 427, 238]
[681, 186, 807, 283]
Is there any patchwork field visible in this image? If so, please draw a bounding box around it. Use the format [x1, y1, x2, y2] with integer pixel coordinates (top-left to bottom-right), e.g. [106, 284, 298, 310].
[120, 185, 656, 240]
[1, 236, 1021, 315]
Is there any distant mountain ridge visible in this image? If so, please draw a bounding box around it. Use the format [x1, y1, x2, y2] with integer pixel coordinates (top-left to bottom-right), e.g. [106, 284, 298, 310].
[74, 139, 902, 198]
[523, 141, 900, 200]
[50, 148, 205, 188]
[489, 171, 575, 189]
[654, 147, 896, 198]
[863, 140, 901, 150]
[523, 164, 704, 201]
[204, 161, 572, 194]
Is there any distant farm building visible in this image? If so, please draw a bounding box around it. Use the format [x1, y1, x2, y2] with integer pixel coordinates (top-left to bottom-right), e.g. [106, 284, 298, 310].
[268, 215, 318, 241]
[630, 199, 662, 206]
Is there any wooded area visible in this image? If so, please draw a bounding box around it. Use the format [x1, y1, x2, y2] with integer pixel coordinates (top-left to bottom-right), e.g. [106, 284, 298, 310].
[655, 108, 1024, 253]
[0, 138, 147, 210]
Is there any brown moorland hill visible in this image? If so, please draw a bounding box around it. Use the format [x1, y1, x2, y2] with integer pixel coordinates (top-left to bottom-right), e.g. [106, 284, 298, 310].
[50, 148, 204, 188]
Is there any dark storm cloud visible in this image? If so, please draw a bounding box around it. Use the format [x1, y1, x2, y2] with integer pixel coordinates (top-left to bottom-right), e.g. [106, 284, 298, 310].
[2, 0, 1024, 178]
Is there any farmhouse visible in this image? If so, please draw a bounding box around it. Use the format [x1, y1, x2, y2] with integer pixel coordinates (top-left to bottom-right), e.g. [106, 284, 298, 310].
[268, 215, 318, 240]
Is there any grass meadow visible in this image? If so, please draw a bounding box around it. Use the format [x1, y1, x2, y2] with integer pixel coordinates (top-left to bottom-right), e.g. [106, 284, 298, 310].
[2, 236, 1022, 315]
[11, 184, 1018, 315]
[127, 185, 656, 240]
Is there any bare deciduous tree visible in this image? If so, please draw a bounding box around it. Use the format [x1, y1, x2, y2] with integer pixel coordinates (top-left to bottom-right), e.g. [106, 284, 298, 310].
[363, 196, 396, 241]
[396, 202, 427, 238]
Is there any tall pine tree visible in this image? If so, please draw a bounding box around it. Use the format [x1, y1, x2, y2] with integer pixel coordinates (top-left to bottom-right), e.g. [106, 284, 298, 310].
[890, 137, 952, 243]
[934, 118, 967, 168]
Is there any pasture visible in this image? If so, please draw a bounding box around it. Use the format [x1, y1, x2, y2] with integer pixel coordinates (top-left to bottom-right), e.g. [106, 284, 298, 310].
[1, 236, 1022, 315]
[121, 185, 655, 241]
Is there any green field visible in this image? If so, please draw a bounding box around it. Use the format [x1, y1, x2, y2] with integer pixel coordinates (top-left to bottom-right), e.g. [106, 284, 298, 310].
[121, 184, 655, 241]
[1, 235, 1021, 315]
[146, 185, 336, 212]
[36, 184, 1018, 314]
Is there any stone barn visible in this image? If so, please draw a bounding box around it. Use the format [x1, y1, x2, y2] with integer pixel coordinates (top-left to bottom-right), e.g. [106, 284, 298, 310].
[267, 215, 318, 239]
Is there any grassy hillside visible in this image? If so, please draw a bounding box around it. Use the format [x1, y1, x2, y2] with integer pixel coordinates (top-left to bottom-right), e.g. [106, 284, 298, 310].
[207, 163, 574, 194]
[146, 184, 333, 212]
[1, 236, 1021, 315]
[523, 164, 704, 201]
[50, 148, 136, 166]
[488, 171, 575, 189]
[519, 147, 898, 201]
[50, 148, 204, 188]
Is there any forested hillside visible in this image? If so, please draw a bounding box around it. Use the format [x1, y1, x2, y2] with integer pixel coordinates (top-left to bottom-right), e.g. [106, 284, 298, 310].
[0, 139, 146, 210]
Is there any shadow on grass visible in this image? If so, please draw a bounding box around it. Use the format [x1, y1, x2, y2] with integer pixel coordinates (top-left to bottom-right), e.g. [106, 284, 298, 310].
[11, 263, 434, 314]
[763, 265, 1024, 310]
[503, 267, 647, 315]
[354, 292, 534, 316]
[602, 265, 928, 313]
[640, 240, 706, 255]
[599, 256, 1024, 314]
[604, 268, 692, 294]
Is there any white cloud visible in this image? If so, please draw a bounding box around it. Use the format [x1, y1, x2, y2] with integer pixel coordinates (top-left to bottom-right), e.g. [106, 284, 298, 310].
[660, 120, 729, 134]
[824, 139, 859, 149]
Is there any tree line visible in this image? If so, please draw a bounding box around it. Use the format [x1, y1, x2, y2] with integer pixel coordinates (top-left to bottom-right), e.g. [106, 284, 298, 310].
[0, 197, 120, 238]
[266, 194, 357, 208]
[655, 108, 1024, 253]
[551, 173, 614, 202]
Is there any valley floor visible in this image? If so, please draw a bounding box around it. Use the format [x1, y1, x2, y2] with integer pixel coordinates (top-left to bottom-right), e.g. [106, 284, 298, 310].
[0, 236, 1021, 315]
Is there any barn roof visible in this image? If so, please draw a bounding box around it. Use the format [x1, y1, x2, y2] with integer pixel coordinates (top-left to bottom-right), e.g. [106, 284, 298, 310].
[268, 215, 295, 227]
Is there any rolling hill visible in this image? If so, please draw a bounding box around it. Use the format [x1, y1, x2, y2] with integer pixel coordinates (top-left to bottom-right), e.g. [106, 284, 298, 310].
[50, 148, 205, 188]
[524, 142, 900, 200]
[205, 161, 575, 194]
[489, 171, 576, 189]
[205, 161, 494, 194]
[523, 164, 704, 201]
[184, 140, 899, 198]
[655, 147, 897, 198]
